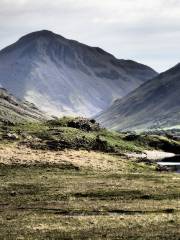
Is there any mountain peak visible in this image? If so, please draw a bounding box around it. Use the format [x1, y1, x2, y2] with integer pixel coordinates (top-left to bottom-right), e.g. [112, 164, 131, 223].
[0, 30, 157, 117]
[0, 30, 66, 55]
[19, 30, 64, 42]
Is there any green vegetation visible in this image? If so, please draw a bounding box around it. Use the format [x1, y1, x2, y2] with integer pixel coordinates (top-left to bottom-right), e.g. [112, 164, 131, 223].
[123, 133, 180, 154]
[0, 117, 142, 152]
[1, 116, 179, 153]
[0, 117, 179, 239]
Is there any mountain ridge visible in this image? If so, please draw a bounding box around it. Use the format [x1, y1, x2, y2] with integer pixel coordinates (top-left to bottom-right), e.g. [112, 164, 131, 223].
[0, 87, 46, 123]
[0, 30, 157, 117]
[96, 63, 180, 131]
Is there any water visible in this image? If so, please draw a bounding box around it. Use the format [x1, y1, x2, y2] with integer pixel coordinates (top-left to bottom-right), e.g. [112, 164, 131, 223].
[157, 155, 180, 173]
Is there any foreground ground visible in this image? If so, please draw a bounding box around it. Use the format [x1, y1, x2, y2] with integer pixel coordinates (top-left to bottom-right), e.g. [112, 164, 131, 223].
[0, 144, 179, 239]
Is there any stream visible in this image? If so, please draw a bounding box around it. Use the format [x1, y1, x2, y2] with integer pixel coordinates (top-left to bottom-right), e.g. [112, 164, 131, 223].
[157, 155, 180, 173]
[126, 151, 180, 173]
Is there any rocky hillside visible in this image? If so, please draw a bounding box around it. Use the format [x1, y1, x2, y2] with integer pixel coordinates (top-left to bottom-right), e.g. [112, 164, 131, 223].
[0, 30, 157, 117]
[96, 63, 180, 131]
[0, 88, 46, 123]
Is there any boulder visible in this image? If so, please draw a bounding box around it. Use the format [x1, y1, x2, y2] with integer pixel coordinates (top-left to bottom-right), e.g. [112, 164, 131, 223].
[5, 133, 19, 140]
[67, 117, 101, 131]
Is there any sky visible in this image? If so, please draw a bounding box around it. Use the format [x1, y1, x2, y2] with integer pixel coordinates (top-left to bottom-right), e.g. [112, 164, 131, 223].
[0, 0, 180, 72]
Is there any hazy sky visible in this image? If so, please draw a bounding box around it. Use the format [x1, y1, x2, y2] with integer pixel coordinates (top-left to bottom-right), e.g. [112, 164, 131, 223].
[0, 0, 180, 72]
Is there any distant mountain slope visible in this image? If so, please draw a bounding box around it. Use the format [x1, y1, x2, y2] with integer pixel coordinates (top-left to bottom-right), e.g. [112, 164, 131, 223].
[0, 88, 46, 123]
[0, 30, 157, 117]
[96, 64, 180, 131]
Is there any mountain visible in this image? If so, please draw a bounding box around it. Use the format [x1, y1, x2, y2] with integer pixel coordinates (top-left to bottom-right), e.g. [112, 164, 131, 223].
[0, 88, 46, 123]
[96, 63, 180, 131]
[0, 30, 157, 117]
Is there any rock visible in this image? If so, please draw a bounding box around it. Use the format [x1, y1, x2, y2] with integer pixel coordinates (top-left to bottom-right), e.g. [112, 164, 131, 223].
[20, 132, 33, 140]
[156, 165, 170, 172]
[67, 117, 101, 132]
[123, 134, 140, 141]
[10, 191, 17, 197]
[5, 133, 19, 140]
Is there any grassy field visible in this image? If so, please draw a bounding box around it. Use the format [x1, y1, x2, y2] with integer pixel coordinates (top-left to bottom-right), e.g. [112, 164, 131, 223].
[1, 117, 180, 154]
[0, 144, 179, 239]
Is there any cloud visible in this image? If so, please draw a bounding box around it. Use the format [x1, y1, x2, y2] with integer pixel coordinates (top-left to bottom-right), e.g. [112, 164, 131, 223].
[0, 0, 179, 71]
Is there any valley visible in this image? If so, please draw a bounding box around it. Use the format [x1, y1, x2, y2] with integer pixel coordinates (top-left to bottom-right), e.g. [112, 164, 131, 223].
[0, 118, 179, 239]
[0, 29, 179, 240]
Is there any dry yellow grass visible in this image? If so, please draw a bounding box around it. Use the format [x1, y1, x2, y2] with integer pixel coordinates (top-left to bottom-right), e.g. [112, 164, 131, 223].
[0, 143, 179, 239]
[0, 143, 144, 173]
